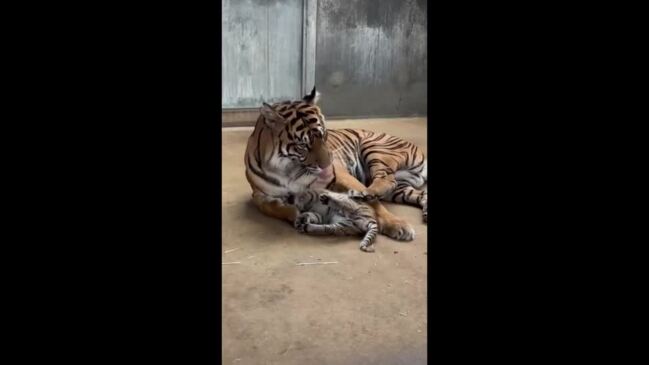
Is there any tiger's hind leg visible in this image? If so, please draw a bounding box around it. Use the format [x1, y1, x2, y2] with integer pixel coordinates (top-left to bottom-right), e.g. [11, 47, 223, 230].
[332, 163, 414, 241]
[356, 132, 426, 202]
[361, 161, 399, 200]
[344, 161, 399, 202]
[349, 162, 428, 222]
[384, 184, 428, 223]
[387, 164, 428, 222]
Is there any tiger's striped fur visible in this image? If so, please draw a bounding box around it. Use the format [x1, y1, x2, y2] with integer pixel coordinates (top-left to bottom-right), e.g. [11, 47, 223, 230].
[244, 88, 334, 200]
[286, 190, 379, 252]
[326, 128, 428, 222]
[244, 87, 427, 241]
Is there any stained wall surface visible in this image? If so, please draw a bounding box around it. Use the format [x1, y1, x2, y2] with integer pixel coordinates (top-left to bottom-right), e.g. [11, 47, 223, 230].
[222, 0, 427, 117]
[315, 0, 427, 117]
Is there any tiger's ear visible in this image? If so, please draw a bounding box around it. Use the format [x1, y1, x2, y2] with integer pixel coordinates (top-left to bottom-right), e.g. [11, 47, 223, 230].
[303, 86, 320, 105]
[260, 102, 286, 130]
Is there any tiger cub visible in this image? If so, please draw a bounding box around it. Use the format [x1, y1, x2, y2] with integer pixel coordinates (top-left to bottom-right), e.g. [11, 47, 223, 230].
[285, 190, 379, 252]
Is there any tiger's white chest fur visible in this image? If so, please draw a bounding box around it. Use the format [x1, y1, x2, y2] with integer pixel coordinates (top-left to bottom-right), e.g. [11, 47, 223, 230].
[260, 157, 333, 197]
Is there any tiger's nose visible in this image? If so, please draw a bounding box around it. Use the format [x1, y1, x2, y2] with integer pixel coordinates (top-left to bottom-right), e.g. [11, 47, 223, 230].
[310, 138, 332, 169]
[319, 155, 332, 169]
[309, 161, 330, 170]
[316, 153, 332, 169]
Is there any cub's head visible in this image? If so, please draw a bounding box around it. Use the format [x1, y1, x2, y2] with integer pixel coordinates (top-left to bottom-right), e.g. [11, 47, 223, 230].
[285, 190, 321, 211]
[260, 87, 332, 174]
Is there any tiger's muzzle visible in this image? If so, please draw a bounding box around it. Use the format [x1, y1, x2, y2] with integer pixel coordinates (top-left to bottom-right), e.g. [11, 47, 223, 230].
[304, 136, 332, 170]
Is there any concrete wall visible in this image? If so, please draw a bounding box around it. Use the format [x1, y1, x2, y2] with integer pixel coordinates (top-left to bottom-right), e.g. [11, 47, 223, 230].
[315, 0, 427, 117]
[221, 0, 427, 118]
[222, 0, 304, 108]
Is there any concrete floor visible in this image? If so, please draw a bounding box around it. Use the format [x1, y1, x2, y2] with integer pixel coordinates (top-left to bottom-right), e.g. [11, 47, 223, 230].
[222, 118, 427, 365]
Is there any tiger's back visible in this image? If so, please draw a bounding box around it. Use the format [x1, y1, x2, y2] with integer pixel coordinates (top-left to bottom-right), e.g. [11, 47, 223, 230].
[326, 128, 427, 187]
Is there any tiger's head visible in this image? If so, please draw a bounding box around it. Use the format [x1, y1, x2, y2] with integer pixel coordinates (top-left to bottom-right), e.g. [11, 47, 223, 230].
[259, 87, 332, 177]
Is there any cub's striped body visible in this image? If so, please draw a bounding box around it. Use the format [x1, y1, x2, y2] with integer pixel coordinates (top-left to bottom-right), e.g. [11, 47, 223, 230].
[286, 190, 379, 252]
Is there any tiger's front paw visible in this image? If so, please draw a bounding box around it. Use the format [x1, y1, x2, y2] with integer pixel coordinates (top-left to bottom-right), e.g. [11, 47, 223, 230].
[347, 189, 364, 200]
[379, 218, 415, 241]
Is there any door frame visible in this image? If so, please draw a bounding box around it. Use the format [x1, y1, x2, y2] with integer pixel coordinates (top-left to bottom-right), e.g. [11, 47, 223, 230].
[222, 0, 318, 127]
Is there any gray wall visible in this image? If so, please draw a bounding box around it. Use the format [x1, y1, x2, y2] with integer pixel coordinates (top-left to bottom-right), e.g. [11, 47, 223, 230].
[222, 0, 305, 108]
[221, 0, 427, 118]
[315, 0, 427, 117]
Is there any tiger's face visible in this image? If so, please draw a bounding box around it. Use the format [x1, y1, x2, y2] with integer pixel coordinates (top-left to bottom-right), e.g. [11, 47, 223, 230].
[260, 87, 333, 178]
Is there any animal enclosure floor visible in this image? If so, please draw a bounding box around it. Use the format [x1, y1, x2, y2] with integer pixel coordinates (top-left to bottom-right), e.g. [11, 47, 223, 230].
[222, 117, 428, 365]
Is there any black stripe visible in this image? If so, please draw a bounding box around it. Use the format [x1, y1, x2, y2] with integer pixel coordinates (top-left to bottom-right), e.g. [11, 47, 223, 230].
[246, 154, 283, 187]
[341, 129, 362, 141]
[411, 157, 425, 171]
[392, 190, 405, 203]
[405, 188, 414, 202]
[326, 174, 336, 190]
[296, 123, 307, 132]
[294, 167, 308, 180]
[362, 133, 385, 145]
[307, 177, 319, 188]
[363, 149, 403, 161]
[255, 128, 263, 165]
[328, 134, 356, 157]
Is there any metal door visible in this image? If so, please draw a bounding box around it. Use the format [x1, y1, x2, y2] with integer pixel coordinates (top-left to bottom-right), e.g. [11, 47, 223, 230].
[222, 0, 316, 109]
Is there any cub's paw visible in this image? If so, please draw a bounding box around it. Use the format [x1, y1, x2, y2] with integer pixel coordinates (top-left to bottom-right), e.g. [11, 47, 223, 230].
[360, 243, 375, 253]
[295, 223, 307, 233]
[295, 220, 311, 234]
[319, 194, 330, 205]
[294, 212, 316, 233]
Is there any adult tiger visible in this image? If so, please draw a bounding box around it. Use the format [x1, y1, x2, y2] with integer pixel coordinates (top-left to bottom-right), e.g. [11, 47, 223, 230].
[244, 87, 427, 241]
